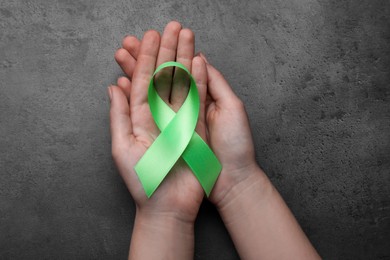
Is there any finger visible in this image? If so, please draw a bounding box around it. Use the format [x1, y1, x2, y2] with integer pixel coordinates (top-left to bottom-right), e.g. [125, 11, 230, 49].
[122, 35, 141, 59]
[191, 56, 207, 140]
[198, 52, 209, 64]
[154, 21, 182, 103]
[109, 86, 134, 151]
[115, 48, 137, 79]
[206, 92, 213, 107]
[130, 30, 160, 108]
[117, 76, 132, 102]
[175, 29, 195, 70]
[171, 28, 195, 109]
[156, 21, 182, 65]
[205, 63, 240, 106]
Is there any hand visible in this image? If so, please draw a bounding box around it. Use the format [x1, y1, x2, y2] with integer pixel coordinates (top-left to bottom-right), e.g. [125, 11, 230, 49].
[198, 55, 267, 207]
[109, 21, 208, 223]
[114, 30, 266, 211]
[114, 26, 320, 260]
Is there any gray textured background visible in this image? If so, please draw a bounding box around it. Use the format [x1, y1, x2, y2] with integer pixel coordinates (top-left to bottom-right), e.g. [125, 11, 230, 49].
[0, 0, 389, 259]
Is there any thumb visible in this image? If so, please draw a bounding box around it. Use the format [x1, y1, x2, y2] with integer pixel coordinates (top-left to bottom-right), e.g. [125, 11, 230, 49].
[109, 86, 134, 151]
[205, 63, 241, 107]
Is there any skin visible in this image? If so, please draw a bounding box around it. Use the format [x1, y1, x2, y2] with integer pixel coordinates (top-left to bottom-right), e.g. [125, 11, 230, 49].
[110, 21, 321, 259]
[111, 22, 206, 259]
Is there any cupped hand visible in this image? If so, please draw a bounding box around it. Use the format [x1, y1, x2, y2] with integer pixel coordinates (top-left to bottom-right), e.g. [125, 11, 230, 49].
[198, 56, 262, 206]
[109, 21, 209, 222]
[114, 24, 263, 211]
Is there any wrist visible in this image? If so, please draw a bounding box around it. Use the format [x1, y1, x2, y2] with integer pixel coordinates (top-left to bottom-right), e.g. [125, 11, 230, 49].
[212, 165, 273, 220]
[134, 188, 202, 225]
[135, 206, 195, 231]
[129, 208, 195, 259]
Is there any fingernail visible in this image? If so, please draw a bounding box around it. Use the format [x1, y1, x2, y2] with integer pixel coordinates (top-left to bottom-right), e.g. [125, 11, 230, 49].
[107, 86, 113, 101]
[199, 52, 209, 64]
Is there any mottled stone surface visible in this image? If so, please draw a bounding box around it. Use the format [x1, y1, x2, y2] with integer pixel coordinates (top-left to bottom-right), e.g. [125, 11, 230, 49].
[0, 0, 389, 259]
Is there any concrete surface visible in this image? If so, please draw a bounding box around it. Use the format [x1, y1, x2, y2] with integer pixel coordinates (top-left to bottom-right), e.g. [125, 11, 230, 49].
[1, 0, 389, 259]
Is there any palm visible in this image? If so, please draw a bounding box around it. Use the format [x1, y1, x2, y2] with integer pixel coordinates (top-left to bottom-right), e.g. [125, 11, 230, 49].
[125, 107, 204, 217]
[111, 22, 206, 221]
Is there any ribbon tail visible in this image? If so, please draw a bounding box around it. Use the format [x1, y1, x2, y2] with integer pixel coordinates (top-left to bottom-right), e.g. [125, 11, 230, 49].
[134, 141, 175, 198]
[182, 133, 222, 196]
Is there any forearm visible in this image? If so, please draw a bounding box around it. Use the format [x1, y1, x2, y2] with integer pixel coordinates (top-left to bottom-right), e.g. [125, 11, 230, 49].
[129, 208, 195, 260]
[216, 167, 320, 260]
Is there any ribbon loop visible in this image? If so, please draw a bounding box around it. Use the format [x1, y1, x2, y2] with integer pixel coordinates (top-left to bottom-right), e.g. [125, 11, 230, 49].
[134, 61, 222, 198]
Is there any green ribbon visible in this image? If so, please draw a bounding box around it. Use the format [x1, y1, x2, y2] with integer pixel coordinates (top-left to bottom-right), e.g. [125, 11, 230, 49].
[134, 61, 222, 198]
